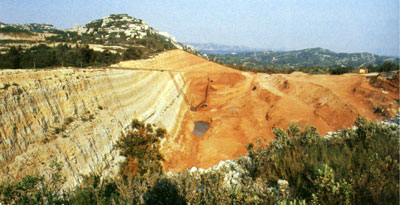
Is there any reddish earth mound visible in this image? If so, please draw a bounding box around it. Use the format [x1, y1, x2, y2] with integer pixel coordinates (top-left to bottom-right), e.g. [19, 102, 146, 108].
[115, 50, 399, 172]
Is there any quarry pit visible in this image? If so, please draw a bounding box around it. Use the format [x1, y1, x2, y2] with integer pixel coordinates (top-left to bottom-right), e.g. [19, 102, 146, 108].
[0, 49, 398, 187]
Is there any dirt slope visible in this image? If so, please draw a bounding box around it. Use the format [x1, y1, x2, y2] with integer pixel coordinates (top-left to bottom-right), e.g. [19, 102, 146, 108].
[114, 49, 399, 172]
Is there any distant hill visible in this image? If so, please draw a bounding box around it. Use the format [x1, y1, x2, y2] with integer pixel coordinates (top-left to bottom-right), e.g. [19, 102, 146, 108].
[22, 23, 61, 33]
[0, 14, 195, 58]
[0, 14, 197, 69]
[2, 16, 397, 69]
[0, 23, 60, 33]
[187, 42, 265, 54]
[209, 47, 399, 68]
[42, 14, 189, 51]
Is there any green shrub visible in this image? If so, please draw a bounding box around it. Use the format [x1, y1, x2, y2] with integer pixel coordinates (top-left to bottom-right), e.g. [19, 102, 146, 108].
[0, 160, 67, 204]
[116, 119, 166, 177]
[329, 66, 353, 75]
[144, 178, 186, 205]
[69, 174, 119, 204]
[247, 117, 399, 204]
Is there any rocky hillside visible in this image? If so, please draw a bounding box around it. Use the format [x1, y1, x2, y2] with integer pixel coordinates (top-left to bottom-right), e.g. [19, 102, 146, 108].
[75, 14, 151, 39]
[210, 47, 399, 68]
[14, 23, 59, 33]
[72, 14, 171, 45]
[60, 14, 180, 48]
[0, 14, 193, 56]
[0, 23, 60, 34]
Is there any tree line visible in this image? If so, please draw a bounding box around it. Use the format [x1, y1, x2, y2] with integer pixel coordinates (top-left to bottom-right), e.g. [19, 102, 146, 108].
[222, 61, 399, 75]
[0, 44, 150, 69]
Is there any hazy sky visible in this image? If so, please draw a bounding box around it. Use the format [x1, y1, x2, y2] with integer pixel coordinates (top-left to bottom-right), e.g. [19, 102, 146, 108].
[0, 0, 398, 56]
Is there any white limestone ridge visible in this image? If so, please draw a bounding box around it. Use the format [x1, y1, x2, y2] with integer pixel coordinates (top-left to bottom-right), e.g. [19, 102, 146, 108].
[70, 14, 185, 49]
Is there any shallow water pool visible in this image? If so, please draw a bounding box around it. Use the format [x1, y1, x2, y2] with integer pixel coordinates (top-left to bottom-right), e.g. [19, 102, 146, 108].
[193, 121, 210, 136]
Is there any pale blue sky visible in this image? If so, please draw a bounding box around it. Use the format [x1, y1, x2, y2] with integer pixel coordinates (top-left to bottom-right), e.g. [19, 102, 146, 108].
[0, 0, 398, 56]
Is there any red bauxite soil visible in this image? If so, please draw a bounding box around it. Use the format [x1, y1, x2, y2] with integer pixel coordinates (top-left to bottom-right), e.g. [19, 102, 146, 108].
[115, 49, 399, 172]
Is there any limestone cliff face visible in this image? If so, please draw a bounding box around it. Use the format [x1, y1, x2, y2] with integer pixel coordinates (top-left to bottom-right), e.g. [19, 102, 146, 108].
[0, 68, 188, 187]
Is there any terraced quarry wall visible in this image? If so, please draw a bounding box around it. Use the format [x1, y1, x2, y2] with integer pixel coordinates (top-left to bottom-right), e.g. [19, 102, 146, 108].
[0, 49, 398, 188]
[115, 50, 399, 172]
[0, 68, 188, 187]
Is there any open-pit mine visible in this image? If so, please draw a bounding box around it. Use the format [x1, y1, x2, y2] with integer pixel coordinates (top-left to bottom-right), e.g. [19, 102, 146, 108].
[0, 49, 398, 187]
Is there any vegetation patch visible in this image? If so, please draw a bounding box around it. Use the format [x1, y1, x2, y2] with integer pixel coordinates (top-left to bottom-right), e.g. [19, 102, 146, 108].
[81, 112, 95, 122]
[50, 117, 74, 137]
[1, 117, 398, 204]
[0, 44, 121, 69]
[208, 48, 399, 74]
[0, 26, 32, 34]
[0, 42, 174, 69]
[116, 119, 166, 177]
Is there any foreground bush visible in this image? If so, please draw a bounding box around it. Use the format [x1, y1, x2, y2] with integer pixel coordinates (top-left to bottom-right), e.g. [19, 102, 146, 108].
[248, 117, 399, 204]
[116, 119, 166, 177]
[0, 160, 67, 204]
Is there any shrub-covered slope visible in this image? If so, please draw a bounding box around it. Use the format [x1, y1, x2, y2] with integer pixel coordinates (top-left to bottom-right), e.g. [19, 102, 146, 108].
[1, 117, 398, 204]
[209, 47, 399, 70]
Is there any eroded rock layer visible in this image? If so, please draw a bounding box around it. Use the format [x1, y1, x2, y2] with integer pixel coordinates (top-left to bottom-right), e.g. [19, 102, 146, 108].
[0, 68, 188, 187]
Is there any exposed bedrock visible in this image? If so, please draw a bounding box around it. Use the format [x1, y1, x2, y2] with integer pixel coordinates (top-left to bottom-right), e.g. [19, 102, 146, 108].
[0, 68, 188, 187]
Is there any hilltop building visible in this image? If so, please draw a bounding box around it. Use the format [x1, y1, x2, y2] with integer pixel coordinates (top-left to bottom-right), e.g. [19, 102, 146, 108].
[359, 68, 368, 74]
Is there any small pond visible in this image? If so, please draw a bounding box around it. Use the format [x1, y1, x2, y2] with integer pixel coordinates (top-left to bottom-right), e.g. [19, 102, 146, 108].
[193, 121, 210, 137]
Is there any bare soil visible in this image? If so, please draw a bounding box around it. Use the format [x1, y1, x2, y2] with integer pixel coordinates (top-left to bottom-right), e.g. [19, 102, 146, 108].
[114, 49, 399, 172]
